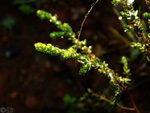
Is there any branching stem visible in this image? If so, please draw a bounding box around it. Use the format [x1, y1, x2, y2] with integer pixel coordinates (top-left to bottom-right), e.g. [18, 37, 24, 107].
[92, 92, 135, 111]
[75, 0, 99, 67]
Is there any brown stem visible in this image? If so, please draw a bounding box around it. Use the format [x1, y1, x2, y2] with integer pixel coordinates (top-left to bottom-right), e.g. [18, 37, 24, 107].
[119, 105, 135, 111]
[127, 90, 140, 113]
[92, 93, 135, 111]
[119, 79, 140, 113]
[75, 0, 99, 67]
[142, 33, 150, 59]
[145, 0, 150, 11]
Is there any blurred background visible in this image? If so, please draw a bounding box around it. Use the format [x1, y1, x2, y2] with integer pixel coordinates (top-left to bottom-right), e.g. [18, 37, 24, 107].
[0, 0, 150, 113]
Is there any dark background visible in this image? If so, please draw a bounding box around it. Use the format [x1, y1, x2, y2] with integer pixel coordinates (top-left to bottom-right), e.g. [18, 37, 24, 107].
[0, 0, 150, 113]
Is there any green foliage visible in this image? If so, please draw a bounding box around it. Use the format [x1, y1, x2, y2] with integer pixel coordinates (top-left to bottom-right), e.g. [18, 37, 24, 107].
[34, 43, 76, 58]
[34, 9, 131, 108]
[113, 0, 150, 63]
[63, 94, 84, 113]
[121, 56, 131, 76]
[34, 0, 150, 111]
[18, 4, 34, 15]
[1, 17, 17, 30]
[131, 42, 146, 53]
[37, 10, 75, 40]
[79, 63, 91, 75]
[13, 0, 38, 15]
[63, 94, 77, 106]
[63, 94, 82, 107]
[143, 12, 150, 19]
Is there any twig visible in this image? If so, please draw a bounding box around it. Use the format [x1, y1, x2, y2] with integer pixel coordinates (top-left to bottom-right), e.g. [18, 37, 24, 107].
[92, 73, 140, 112]
[145, 0, 150, 11]
[75, 0, 99, 67]
[127, 91, 140, 113]
[92, 93, 135, 111]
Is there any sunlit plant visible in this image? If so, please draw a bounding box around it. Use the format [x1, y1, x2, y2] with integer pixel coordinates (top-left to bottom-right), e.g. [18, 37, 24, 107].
[34, 0, 150, 112]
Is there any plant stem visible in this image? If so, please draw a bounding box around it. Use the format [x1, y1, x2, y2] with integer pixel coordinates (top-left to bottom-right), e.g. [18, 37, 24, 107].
[75, 0, 99, 67]
[127, 90, 140, 113]
[92, 92, 135, 111]
[121, 83, 140, 113]
[145, 0, 150, 11]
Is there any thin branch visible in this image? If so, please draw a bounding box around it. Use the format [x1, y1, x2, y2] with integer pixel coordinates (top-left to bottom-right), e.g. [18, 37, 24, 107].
[145, 0, 150, 11]
[75, 0, 99, 67]
[92, 93, 135, 111]
[127, 91, 140, 113]
[119, 105, 135, 111]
